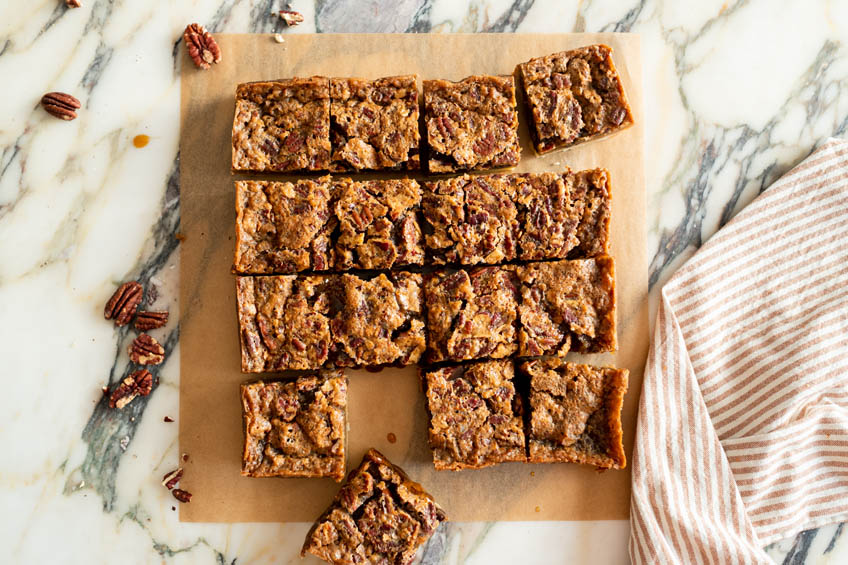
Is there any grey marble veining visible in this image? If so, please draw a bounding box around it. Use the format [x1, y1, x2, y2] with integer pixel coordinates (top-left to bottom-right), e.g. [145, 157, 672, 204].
[0, 0, 846, 563]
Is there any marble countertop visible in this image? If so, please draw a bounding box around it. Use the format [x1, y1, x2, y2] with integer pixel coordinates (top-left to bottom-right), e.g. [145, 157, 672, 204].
[2, 0, 846, 563]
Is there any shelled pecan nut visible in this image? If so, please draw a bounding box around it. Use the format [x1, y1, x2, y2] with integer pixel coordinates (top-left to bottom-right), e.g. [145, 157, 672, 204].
[162, 468, 183, 490]
[135, 310, 169, 330]
[65, 0, 82, 7]
[183, 23, 221, 70]
[129, 333, 165, 365]
[172, 488, 193, 503]
[41, 92, 81, 121]
[109, 369, 154, 409]
[104, 281, 143, 326]
[279, 10, 304, 26]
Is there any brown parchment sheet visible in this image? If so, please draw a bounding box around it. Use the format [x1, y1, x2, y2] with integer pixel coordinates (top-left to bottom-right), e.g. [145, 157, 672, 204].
[179, 33, 647, 522]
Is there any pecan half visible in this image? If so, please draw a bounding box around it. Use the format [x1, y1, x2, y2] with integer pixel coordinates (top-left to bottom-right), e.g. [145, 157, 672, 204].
[104, 281, 143, 326]
[129, 334, 165, 365]
[279, 10, 304, 26]
[135, 310, 169, 330]
[172, 489, 193, 503]
[65, 0, 82, 7]
[162, 468, 183, 490]
[183, 23, 221, 70]
[41, 92, 81, 121]
[109, 369, 154, 409]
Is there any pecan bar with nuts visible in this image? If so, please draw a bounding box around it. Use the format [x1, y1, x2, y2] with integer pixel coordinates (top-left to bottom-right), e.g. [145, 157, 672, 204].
[423, 360, 525, 470]
[232, 77, 331, 172]
[519, 358, 627, 469]
[518, 44, 634, 154]
[302, 448, 447, 565]
[234, 177, 337, 274]
[423, 75, 520, 173]
[330, 76, 420, 171]
[425, 267, 518, 364]
[241, 371, 347, 481]
[334, 178, 424, 270]
[237, 275, 342, 372]
[421, 174, 518, 265]
[517, 257, 616, 357]
[513, 171, 585, 261]
[571, 168, 612, 258]
[331, 272, 426, 369]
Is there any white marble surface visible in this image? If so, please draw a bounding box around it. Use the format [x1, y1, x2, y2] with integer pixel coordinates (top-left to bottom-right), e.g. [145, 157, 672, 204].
[1, 0, 847, 563]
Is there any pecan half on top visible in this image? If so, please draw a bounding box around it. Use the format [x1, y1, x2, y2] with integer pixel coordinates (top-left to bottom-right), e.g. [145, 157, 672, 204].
[109, 369, 154, 409]
[104, 281, 143, 326]
[135, 310, 169, 330]
[41, 92, 81, 121]
[183, 23, 221, 70]
[129, 333, 165, 365]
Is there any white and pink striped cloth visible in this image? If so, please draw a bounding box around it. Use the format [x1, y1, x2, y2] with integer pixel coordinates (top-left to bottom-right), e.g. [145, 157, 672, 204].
[630, 138, 848, 563]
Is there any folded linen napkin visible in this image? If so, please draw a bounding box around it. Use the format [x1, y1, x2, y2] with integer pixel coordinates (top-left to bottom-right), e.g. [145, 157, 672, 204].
[630, 138, 848, 563]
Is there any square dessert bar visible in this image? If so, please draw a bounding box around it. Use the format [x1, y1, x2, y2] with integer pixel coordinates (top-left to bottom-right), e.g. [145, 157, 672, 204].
[330, 75, 420, 171]
[302, 449, 447, 565]
[518, 44, 634, 154]
[241, 371, 347, 481]
[423, 360, 526, 470]
[422, 174, 518, 265]
[519, 358, 628, 470]
[232, 77, 331, 172]
[517, 257, 616, 357]
[237, 275, 342, 372]
[425, 267, 518, 363]
[234, 177, 337, 274]
[334, 178, 424, 270]
[332, 272, 426, 368]
[423, 75, 520, 173]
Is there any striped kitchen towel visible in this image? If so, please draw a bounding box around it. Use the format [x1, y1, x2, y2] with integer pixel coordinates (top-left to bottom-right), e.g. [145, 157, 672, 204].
[630, 138, 848, 564]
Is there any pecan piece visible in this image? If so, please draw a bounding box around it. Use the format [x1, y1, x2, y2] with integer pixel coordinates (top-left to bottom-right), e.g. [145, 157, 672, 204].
[172, 489, 193, 503]
[65, 0, 82, 7]
[129, 333, 165, 365]
[183, 23, 221, 70]
[135, 310, 169, 330]
[109, 369, 154, 409]
[162, 468, 183, 490]
[41, 92, 81, 121]
[279, 10, 304, 26]
[104, 281, 143, 326]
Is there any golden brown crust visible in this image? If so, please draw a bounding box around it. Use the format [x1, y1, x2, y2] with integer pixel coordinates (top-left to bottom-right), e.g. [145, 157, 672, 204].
[424, 267, 518, 364]
[423, 75, 520, 173]
[519, 359, 628, 470]
[423, 361, 526, 470]
[236, 275, 341, 372]
[518, 45, 633, 154]
[332, 272, 426, 368]
[301, 449, 447, 565]
[330, 75, 420, 171]
[232, 77, 331, 172]
[334, 178, 424, 270]
[422, 174, 518, 265]
[233, 177, 337, 274]
[517, 257, 616, 357]
[241, 372, 347, 481]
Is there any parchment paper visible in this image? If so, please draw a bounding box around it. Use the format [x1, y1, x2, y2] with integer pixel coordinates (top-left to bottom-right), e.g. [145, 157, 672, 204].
[179, 33, 647, 522]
